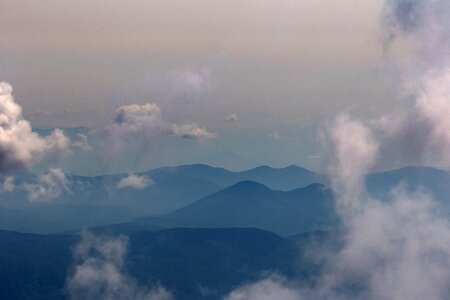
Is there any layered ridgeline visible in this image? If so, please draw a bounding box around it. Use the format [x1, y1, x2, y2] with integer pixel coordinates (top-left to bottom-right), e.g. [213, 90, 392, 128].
[0, 164, 326, 233]
[2, 164, 450, 234]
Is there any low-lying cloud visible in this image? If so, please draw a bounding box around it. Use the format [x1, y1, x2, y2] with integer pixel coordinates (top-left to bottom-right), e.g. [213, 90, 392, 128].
[169, 123, 215, 139]
[66, 231, 173, 300]
[225, 276, 301, 300]
[117, 173, 153, 190]
[24, 168, 71, 202]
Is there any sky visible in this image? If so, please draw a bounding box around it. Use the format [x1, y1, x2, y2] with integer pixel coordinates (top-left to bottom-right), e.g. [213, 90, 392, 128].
[0, 0, 402, 173]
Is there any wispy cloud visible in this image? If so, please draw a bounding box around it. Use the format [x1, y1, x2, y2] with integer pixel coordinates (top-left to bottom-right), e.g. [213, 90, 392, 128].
[24, 168, 70, 202]
[66, 231, 173, 300]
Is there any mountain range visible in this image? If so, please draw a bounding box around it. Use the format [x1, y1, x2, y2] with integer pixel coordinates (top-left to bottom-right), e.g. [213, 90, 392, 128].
[1, 164, 450, 234]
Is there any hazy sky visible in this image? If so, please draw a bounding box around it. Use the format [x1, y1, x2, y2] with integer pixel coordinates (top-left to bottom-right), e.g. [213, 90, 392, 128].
[0, 0, 401, 172]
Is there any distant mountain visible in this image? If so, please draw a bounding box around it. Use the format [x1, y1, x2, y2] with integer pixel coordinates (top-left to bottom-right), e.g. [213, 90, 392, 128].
[184, 151, 257, 171]
[128, 181, 337, 236]
[0, 163, 327, 233]
[0, 164, 325, 214]
[0, 228, 305, 300]
[0, 204, 141, 234]
[5, 164, 450, 235]
[147, 163, 326, 192]
[366, 166, 450, 205]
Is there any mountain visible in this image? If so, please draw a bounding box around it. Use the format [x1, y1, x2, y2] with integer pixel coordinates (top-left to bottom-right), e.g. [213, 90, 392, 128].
[0, 204, 142, 234]
[0, 164, 325, 214]
[146, 163, 326, 192]
[0, 228, 304, 300]
[0, 163, 326, 234]
[5, 164, 450, 235]
[366, 166, 450, 205]
[127, 181, 337, 236]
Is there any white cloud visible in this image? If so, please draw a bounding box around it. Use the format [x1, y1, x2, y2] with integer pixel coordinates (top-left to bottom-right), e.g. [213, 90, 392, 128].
[225, 276, 303, 300]
[94, 103, 215, 169]
[225, 113, 238, 122]
[0, 82, 71, 173]
[117, 173, 153, 190]
[24, 168, 70, 202]
[72, 133, 92, 151]
[66, 231, 173, 300]
[169, 123, 215, 139]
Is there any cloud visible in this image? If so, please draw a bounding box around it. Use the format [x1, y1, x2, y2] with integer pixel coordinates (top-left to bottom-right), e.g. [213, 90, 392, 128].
[94, 103, 215, 170]
[225, 113, 238, 122]
[228, 115, 450, 300]
[72, 133, 92, 152]
[66, 231, 173, 300]
[328, 115, 378, 211]
[117, 173, 153, 189]
[99, 103, 164, 145]
[169, 123, 215, 139]
[225, 276, 303, 300]
[0, 82, 71, 173]
[24, 168, 70, 202]
[0, 176, 14, 192]
[227, 2, 450, 299]
[269, 131, 281, 139]
[168, 66, 212, 93]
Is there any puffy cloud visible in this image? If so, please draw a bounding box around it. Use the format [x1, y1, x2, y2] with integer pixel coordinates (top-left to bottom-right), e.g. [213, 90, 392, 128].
[0, 82, 71, 173]
[99, 103, 164, 146]
[66, 231, 173, 300]
[113, 104, 164, 134]
[95, 103, 214, 169]
[117, 173, 153, 190]
[169, 123, 215, 139]
[225, 113, 238, 122]
[24, 168, 70, 202]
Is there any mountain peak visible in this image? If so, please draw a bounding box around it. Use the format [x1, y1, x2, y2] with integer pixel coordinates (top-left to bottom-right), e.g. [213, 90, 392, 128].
[226, 180, 271, 192]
